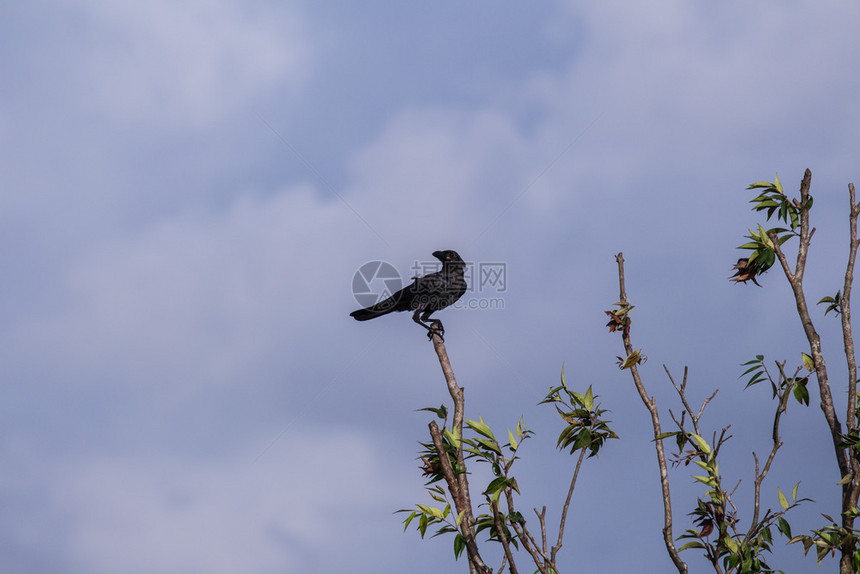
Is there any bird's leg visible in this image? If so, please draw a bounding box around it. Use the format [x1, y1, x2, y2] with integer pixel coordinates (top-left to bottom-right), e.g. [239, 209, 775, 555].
[413, 310, 444, 341]
[412, 310, 433, 335]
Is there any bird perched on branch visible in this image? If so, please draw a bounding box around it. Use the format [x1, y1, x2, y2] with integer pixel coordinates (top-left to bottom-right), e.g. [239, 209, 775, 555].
[350, 250, 467, 340]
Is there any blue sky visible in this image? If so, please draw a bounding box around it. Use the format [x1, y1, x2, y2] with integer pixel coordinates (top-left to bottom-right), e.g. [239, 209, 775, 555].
[2, 1, 860, 572]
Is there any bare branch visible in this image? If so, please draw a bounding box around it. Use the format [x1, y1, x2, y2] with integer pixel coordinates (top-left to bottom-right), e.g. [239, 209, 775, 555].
[551, 447, 588, 564]
[745, 362, 791, 543]
[505, 490, 548, 573]
[664, 365, 716, 438]
[841, 182, 860, 515]
[614, 253, 688, 574]
[491, 500, 518, 574]
[535, 506, 549, 562]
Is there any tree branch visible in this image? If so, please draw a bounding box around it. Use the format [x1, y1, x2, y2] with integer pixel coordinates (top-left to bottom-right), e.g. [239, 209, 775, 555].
[551, 447, 588, 564]
[504, 490, 548, 573]
[615, 253, 688, 574]
[768, 170, 849, 479]
[429, 333, 491, 574]
[745, 362, 792, 543]
[491, 500, 519, 574]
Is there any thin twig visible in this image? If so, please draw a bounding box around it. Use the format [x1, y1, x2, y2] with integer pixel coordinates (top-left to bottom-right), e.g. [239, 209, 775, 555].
[745, 362, 792, 543]
[535, 506, 549, 560]
[491, 500, 519, 574]
[505, 490, 548, 573]
[551, 447, 588, 563]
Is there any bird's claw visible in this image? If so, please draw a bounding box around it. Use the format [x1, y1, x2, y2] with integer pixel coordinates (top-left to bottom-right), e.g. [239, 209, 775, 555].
[427, 320, 445, 342]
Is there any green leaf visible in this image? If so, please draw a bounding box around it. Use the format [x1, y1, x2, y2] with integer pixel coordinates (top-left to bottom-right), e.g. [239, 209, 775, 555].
[466, 417, 496, 441]
[417, 405, 448, 419]
[724, 536, 739, 553]
[692, 475, 717, 487]
[802, 352, 814, 371]
[678, 540, 707, 551]
[429, 490, 446, 503]
[507, 429, 519, 451]
[444, 427, 461, 449]
[792, 481, 800, 501]
[620, 350, 642, 369]
[475, 438, 503, 455]
[583, 386, 594, 411]
[417, 504, 445, 520]
[453, 533, 466, 560]
[778, 487, 790, 510]
[484, 476, 510, 498]
[774, 172, 783, 194]
[793, 379, 810, 406]
[689, 433, 712, 455]
[777, 517, 792, 538]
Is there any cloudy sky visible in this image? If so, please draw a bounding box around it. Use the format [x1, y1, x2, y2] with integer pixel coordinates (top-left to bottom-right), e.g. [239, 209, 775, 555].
[2, 1, 860, 572]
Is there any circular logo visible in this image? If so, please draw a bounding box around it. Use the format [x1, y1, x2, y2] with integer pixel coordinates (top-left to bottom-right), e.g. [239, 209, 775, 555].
[352, 261, 402, 308]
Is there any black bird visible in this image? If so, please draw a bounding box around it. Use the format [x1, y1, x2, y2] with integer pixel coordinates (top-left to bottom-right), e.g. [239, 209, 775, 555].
[350, 250, 467, 339]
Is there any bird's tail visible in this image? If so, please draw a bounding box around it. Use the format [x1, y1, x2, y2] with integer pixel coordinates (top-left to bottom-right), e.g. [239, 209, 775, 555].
[350, 304, 397, 321]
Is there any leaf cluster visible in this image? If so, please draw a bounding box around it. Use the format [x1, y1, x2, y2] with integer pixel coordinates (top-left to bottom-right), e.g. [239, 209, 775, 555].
[740, 355, 811, 407]
[676, 432, 805, 573]
[731, 175, 811, 286]
[788, 511, 860, 570]
[747, 175, 810, 231]
[540, 367, 619, 457]
[605, 301, 634, 335]
[818, 290, 843, 317]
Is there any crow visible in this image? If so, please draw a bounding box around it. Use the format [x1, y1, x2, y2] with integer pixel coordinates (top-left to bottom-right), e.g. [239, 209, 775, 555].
[350, 250, 467, 339]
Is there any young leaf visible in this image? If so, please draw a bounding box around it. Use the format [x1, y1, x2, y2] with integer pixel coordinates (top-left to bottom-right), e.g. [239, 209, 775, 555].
[777, 517, 792, 538]
[583, 386, 594, 411]
[689, 433, 712, 455]
[507, 429, 519, 451]
[793, 379, 810, 406]
[453, 533, 466, 560]
[778, 487, 790, 510]
[620, 350, 642, 370]
[466, 418, 496, 441]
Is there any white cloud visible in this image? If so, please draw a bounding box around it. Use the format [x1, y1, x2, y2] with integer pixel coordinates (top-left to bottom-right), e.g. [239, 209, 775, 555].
[9, 184, 364, 401]
[345, 107, 532, 248]
[63, 0, 310, 126]
[29, 431, 398, 574]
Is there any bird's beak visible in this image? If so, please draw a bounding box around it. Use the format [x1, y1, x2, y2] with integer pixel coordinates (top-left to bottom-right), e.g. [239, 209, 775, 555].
[432, 251, 444, 260]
